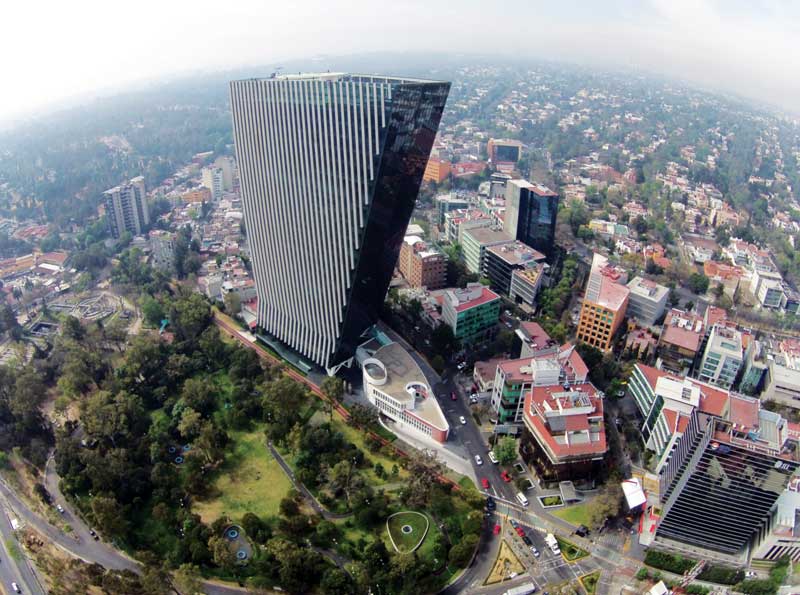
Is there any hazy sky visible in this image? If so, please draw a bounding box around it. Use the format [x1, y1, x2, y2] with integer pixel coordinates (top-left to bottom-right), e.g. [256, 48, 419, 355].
[2, 0, 799, 122]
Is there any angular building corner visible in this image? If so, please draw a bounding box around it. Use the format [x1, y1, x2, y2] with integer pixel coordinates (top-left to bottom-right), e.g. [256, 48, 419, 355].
[230, 73, 450, 371]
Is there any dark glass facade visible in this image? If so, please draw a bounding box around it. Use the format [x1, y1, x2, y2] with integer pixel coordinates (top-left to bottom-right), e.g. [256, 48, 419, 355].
[516, 188, 558, 257]
[332, 82, 450, 365]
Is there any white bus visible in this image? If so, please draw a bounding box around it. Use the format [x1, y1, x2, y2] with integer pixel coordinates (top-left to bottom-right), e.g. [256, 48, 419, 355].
[503, 582, 536, 595]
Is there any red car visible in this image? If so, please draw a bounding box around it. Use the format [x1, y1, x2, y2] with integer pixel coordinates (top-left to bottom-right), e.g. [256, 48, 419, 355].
[481, 478, 490, 489]
[501, 471, 512, 482]
[493, 524, 501, 535]
[515, 526, 525, 537]
[451, 391, 457, 401]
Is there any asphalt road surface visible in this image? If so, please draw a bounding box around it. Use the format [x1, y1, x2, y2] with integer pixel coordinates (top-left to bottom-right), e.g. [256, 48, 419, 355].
[0, 499, 44, 595]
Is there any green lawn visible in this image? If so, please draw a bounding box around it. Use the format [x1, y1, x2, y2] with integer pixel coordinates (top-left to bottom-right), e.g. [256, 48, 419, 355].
[580, 570, 601, 594]
[387, 511, 430, 553]
[551, 502, 591, 526]
[556, 537, 590, 562]
[193, 430, 292, 523]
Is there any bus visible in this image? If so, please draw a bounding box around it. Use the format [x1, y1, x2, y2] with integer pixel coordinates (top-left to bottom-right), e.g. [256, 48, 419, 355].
[503, 582, 536, 595]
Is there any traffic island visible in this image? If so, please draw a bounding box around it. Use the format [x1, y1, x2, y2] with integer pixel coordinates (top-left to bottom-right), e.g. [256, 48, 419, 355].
[556, 537, 589, 562]
[484, 540, 526, 585]
[579, 570, 601, 594]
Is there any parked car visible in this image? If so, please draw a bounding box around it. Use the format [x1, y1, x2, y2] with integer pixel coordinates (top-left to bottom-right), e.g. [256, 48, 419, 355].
[575, 525, 590, 537]
[486, 497, 496, 511]
[451, 391, 457, 401]
[488, 451, 499, 464]
[522, 535, 532, 546]
[509, 519, 519, 529]
[481, 478, 490, 489]
[11, 583, 21, 593]
[515, 526, 525, 537]
[56, 504, 65, 514]
[530, 546, 540, 557]
[493, 524, 501, 535]
[89, 529, 99, 541]
[474, 454, 483, 465]
[469, 395, 479, 404]
[459, 416, 466, 425]
[501, 470, 512, 482]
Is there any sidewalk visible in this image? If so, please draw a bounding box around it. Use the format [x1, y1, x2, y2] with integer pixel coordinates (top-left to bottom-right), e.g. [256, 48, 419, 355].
[379, 417, 476, 481]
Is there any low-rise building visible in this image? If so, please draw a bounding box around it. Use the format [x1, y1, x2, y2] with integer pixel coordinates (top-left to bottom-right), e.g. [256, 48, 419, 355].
[764, 339, 800, 409]
[359, 340, 449, 443]
[435, 193, 469, 226]
[520, 383, 606, 482]
[398, 236, 447, 290]
[441, 283, 501, 345]
[626, 276, 669, 326]
[657, 309, 705, 375]
[510, 265, 546, 309]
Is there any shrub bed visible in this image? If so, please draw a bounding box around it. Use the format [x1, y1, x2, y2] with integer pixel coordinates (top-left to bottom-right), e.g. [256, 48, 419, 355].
[644, 550, 696, 574]
[697, 565, 744, 585]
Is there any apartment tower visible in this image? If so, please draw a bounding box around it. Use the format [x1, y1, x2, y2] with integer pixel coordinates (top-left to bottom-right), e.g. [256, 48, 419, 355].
[104, 176, 149, 239]
[230, 73, 449, 371]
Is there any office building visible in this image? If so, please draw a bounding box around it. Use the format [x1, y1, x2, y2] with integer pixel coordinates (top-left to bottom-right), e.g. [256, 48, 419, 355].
[487, 138, 523, 164]
[576, 254, 629, 352]
[484, 241, 546, 297]
[423, 158, 451, 184]
[657, 309, 705, 375]
[489, 342, 589, 424]
[230, 73, 449, 371]
[461, 227, 513, 276]
[445, 208, 493, 245]
[441, 283, 500, 345]
[698, 323, 744, 389]
[358, 340, 449, 443]
[202, 167, 224, 201]
[655, 396, 799, 563]
[504, 179, 559, 257]
[626, 276, 669, 326]
[435, 193, 469, 226]
[630, 363, 800, 562]
[398, 236, 446, 289]
[521, 383, 606, 482]
[510, 264, 546, 309]
[104, 176, 149, 239]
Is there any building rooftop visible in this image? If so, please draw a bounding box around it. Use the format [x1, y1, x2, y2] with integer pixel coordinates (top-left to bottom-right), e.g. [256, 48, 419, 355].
[524, 382, 607, 458]
[627, 276, 669, 301]
[486, 241, 546, 266]
[258, 72, 445, 85]
[660, 309, 705, 352]
[364, 342, 449, 431]
[636, 364, 729, 417]
[445, 284, 500, 313]
[463, 227, 512, 245]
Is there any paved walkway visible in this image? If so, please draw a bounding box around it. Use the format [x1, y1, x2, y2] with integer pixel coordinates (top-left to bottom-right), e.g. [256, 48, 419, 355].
[266, 442, 351, 520]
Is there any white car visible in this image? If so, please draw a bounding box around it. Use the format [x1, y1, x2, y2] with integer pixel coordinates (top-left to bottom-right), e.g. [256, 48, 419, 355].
[745, 571, 757, 578]
[459, 416, 466, 425]
[474, 454, 483, 466]
[488, 451, 499, 464]
[56, 504, 65, 514]
[11, 583, 20, 594]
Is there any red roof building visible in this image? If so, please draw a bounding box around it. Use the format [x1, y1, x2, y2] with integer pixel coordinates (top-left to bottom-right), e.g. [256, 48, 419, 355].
[521, 382, 607, 481]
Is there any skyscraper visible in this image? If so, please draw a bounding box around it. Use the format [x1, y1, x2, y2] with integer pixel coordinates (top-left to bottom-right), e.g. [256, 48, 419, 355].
[104, 176, 149, 238]
[504, 179, 559, 257]
[230, 73, 449, 371]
